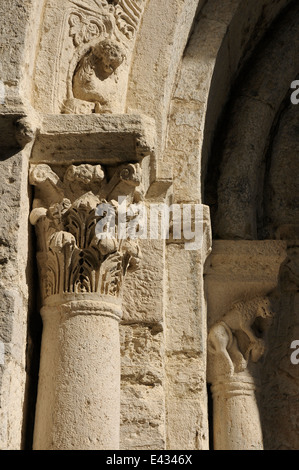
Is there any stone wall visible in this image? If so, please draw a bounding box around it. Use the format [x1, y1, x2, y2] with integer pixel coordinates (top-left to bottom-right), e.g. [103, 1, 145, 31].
[0, 0, 298, 450]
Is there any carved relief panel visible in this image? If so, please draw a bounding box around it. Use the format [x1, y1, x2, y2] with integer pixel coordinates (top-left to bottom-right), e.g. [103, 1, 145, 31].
[33, 0, 148, 114]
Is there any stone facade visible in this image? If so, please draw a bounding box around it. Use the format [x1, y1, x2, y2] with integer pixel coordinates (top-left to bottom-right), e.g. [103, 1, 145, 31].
[0, 0, 298, 450]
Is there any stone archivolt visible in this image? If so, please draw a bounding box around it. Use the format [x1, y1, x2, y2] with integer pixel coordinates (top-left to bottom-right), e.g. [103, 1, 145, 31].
[69, 10, 114, 48]
[29, 163, 142, 303]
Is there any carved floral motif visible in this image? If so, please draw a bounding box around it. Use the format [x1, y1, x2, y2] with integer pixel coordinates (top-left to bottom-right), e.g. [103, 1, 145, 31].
[30, 163, 142, 301]
[69, 12, 106, 47]
[69, 0, 145, 45]
[114, 0, 144, 39]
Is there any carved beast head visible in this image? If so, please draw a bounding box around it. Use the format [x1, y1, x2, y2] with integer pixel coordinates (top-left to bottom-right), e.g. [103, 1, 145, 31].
[256, 297, 273, 319]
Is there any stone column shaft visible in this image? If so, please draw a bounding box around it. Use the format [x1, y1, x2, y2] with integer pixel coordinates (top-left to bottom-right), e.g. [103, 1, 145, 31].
[30, 162, 142, 450]
[211, 376, 263, 450]
[207, 295, 275, 450]
[33, 297, 122, 450]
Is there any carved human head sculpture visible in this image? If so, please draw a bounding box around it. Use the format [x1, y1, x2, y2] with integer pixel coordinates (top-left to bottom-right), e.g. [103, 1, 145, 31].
[93, 38, 126, 76]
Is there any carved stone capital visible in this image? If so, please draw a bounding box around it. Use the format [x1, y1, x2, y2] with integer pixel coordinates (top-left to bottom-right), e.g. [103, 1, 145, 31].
[208, 296, 274, 382]
[30, 162, 143, 305]
[207, 296, 272, 451]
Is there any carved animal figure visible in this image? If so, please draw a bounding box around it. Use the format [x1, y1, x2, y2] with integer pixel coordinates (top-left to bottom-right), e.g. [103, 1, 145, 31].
[208, 297, 273, 375]
[72, 38, 126, 113]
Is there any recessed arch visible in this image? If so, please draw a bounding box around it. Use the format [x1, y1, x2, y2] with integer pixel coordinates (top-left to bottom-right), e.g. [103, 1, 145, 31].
[204, 0, 299, 240]
[162, 0, 292, 205]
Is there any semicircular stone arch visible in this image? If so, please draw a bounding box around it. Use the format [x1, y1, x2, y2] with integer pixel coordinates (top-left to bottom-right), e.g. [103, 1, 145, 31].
[163, 0, 292, 205]
[203, 0, 299, 451]
[204, 0, 299, 241]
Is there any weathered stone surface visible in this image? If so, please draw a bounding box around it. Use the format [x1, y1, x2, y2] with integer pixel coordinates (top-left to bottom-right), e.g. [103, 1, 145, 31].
[30, 114, 156, 165]
[120, 324, 166, 450]
[120, 384, 166, 450]
[205, 241, 287, 325]
[265, 104, 299, 237]
[166, 245, 205, 353]
[260, 246, 299, 450]
[123, 239, 165, 325]
[0, 149, 31, 450]
[166, 355, 208, 450]
[120, 324, 164, 387]
[0, 0, 298, 452]
[209, 2, 299, 240]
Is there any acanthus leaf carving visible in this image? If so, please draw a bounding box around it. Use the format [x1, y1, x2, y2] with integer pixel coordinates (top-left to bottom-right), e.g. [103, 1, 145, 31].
[30, 162, 143, 302]
[113, 0, 144, 40]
